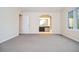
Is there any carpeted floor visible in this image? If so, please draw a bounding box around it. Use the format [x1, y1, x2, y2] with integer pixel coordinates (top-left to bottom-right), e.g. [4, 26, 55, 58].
[0, 34, 79, 52]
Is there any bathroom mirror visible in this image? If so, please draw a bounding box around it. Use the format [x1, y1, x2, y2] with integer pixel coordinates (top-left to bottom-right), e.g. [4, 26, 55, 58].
[40, 15, 50, 26]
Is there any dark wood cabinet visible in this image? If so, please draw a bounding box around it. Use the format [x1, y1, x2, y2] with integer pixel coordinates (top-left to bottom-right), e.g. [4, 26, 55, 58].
[39, 27, 45, 32]
[39, 26, 50, 32]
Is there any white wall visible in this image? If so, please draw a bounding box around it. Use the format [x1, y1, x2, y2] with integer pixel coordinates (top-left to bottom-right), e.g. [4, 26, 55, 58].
[22, 11, 61, 34]
[0, 7, 19, 43]
[61, 8, 79, 42]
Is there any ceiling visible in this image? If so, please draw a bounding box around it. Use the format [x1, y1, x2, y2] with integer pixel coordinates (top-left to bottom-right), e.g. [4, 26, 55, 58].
[20, 7, 65, 12]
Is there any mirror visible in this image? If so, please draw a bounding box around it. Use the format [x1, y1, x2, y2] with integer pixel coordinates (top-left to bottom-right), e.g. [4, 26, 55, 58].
[40, 15, 50, 26]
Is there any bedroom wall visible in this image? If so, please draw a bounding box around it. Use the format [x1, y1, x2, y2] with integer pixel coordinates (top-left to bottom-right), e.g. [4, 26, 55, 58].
[22, 11, 61, 34]
[0, 7, 19, 43]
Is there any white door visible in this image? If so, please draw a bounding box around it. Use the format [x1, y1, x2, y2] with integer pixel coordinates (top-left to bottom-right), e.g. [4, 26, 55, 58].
[23, 15, 29, 33]
[19, 15, 29, 34]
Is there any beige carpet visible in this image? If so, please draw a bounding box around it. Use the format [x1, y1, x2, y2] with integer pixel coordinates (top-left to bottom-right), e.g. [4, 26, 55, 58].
[0, 34, 79, 52]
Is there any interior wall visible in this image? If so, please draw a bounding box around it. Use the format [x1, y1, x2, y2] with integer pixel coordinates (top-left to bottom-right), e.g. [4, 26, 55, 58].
[22, 11, 61, 34]
[0, 7, 19, 43]
[61, 7, 79, 42]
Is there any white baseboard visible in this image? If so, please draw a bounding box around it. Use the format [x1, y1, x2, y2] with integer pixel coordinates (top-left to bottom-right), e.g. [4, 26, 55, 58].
[62, 34, 79, 42]
[19, 32, 61, 34]
[0, 34, 19, 44]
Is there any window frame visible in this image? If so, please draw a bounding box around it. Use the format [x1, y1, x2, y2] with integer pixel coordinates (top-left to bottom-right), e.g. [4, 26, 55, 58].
[67, 8, 79, 31]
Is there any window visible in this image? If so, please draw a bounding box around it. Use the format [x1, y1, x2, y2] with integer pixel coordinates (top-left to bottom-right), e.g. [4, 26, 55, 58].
[67, 8, 79, 31]
[76, 8, 79, 29]
[68, 11, 74, 29]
